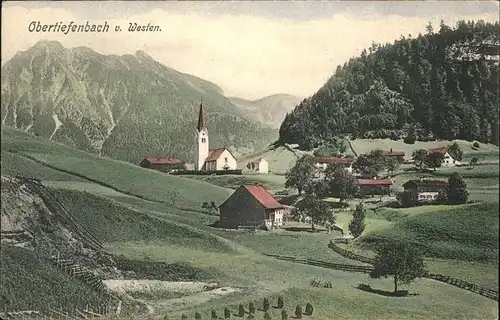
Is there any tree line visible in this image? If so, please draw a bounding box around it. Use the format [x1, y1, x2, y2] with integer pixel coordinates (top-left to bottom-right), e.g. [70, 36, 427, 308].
[279, 20, 499, 149]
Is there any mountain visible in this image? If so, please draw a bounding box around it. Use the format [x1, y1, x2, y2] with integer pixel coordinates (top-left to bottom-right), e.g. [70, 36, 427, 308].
[1, 41, 277, 164]
[278, 20, 500, 149]
[229, 94, 303, 129]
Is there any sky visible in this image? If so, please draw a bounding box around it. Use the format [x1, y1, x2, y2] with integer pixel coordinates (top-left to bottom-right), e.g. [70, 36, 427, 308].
[1, 1, 499, 100]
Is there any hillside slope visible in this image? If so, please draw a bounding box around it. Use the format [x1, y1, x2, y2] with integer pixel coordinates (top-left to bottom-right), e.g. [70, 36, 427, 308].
[229, 94, 303, 129]
[1, 41, 277, 164]
[279, 20, 499, 149]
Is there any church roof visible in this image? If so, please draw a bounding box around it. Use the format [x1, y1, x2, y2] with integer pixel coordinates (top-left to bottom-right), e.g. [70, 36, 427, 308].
[197, 102, 207, 131]
[205, 148, 237, 162]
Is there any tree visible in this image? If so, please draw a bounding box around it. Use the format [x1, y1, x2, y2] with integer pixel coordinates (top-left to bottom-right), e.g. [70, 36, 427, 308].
[469, 156, 478, 168]
[248, 302, 255, 314]
[211, 310, 218, 320]
[195, 312, 202, 320]
[447, 173, 469, 204]
[396, 190, 416, 208]
[238, 304, 245, 317]
[386, 157, 400, 176]
[348, 202, 366, 238]
[285, 155, 316, 195]
[224, 307, 231, 318]
[281, 310, 289, 320]
[447, 142, 463, 161]
[264, 311, 272, 320]
[295, 305, 302, 319]
[305, 303, 314, 316]
[352, 150, 387, 178]
[296, 193, 332, 231]
[370, 239, 427, 293]
[324, 164, 359, 202]
[411, 149, 428, 170]
[277, 297, 284, 309]
[263, 298, 270, 312]
[424, 152, 444, 171]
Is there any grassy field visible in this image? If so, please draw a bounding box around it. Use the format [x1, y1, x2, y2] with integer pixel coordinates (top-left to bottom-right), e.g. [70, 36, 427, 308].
[2, 127, 499, 319]
[183, 174, 287, 192]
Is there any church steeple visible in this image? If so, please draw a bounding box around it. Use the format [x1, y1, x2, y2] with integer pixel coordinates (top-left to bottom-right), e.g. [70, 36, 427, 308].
[197, 101, 206, 132]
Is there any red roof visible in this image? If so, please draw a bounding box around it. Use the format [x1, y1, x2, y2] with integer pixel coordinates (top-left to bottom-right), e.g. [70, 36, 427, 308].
[205, 147, 237, 162]
[427, 146, 447, 154]
[356, 179, 393, 186]
[381, 149, 405, 157]
[251, 157, 264, 164]
[243, 185, 283, 209]
[313, 157, 353, 165]
[144, 157, 185, 165]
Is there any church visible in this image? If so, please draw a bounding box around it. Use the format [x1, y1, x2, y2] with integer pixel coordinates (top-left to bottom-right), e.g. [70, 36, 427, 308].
[195, 102, 238, 171]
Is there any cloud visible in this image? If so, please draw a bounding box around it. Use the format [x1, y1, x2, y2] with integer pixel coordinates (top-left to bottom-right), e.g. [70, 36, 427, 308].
[1, 5, 498, 99]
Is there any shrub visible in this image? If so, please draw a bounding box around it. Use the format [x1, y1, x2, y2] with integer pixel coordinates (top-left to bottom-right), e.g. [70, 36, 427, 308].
[264, 311, 272, 320]
[182, 315, 188, 320]
[163, 315, 169, 320]
[195, 312, 202, 319]
[281, 310, 289, 320]
[295, 305, 302, 319]
[305, 303, 313, 316]
[473, 141, 480, 149]
[238, 304, 245, 317]
[224, 307, 231, 318]
[277, 296, 284, 309]
[249, 301, 255, 314]
[211, 309, 218, 319]
[263, 298, 270, 311]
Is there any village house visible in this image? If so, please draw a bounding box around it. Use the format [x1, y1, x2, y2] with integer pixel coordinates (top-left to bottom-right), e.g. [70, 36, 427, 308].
[402, 178, 448, 203]
[218, 185, 286, 230]
[195, 102, 238, 171]
[139, 157, 186, 172]
[356, 178, 393, 196]
[427, 147, 461, 167]
[381, 149, 405, 162]
[247, 157, 269, 174]
[313, 156, 353, 176]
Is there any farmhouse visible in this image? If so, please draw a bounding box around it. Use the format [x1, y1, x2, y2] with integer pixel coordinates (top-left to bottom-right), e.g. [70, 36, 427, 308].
[381, 149, 405, 162]
[247, 157, 269, 174]
[427, 147, 461, 167]
[195, 102, 238, 171]
[218, 185, 286, 230]
[313, 156, 353, 173]
[402, 178, 448, 203]
[356, 179, 393, 196]
[139, 157, 186, 172]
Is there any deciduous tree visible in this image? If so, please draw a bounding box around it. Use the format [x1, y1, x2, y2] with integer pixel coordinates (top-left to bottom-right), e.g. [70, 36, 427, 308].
[447, 172, 469, 204]
[285, 155, 316, 195]
[424, 152, 444, 171]
[447, 142, 463, 161]
[324, 164, 359, 202]
[469, 156, 478, 168]
[370, 239, 427, 293]
[411, 149, 428, 170]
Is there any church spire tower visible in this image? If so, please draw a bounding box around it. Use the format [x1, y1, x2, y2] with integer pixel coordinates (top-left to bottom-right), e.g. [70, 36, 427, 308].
[195, 100, 209, 171]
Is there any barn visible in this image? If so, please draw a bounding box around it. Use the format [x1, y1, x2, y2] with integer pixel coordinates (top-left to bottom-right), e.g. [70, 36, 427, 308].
[139, 157, 186, 172]
[218, 185, 286, 230]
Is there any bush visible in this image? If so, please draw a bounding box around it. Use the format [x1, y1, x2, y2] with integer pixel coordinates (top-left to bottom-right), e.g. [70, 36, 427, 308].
[473, 141, 480, 149]
[182, 315, 188, 320]
[281, 310, 289, 320]
[305, 303, 313, 316]
[238, 304, 245, 317]
[277, 296, 284, 309]
[263, 298, 270, 311]
[163, 315, 169, 320]
[264, 311, 272, 320]
[224, 307, 231, 318]
[295, 305, 302, 319]
[211, 309, 218, 319]
[195, 312, 202, 319]
[249, 301, 255, 314]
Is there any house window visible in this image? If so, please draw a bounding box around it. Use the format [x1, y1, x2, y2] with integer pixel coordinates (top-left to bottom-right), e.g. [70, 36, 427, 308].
[224, 157, 228, 162]
[201, 138, 206, 143]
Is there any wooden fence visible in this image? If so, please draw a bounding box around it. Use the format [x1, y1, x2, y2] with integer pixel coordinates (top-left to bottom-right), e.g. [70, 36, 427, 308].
[327, 241, 499, 301]
[263, 254, 374, 274]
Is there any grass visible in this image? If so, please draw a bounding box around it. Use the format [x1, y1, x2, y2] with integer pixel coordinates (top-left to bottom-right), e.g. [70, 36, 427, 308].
[183, 174, 287, 191]
[358, 202, 499, 263]
[0, 245, 109, 312]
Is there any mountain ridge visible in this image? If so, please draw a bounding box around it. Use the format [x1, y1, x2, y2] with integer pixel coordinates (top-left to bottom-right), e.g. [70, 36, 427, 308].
[1, 40, 277, 164]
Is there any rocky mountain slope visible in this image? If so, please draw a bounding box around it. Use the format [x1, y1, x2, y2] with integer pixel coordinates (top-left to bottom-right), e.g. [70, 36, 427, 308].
[1, 41, 277, 164]
[229, 94, 303, 129]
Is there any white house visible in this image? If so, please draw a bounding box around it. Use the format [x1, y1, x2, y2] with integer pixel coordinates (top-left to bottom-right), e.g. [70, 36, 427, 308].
[313, 156, 354, 174]
[195, 102, 238, 171]
[427, 147, 461, 168]
[248, 157, 269, 174]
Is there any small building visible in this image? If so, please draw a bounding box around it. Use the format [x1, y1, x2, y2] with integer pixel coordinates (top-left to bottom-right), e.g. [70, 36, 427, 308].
[203, 147, 238, 171]
[356, 179, 393, 196]
[248, 157, 269, 174]
[427, 147, 461, 167]
[218, 185, 286, 230]
[139, 157, 186, 172]
[313, 157, 353, 173]
[381, 149, 405, 162]
[402, 178, 448, 203]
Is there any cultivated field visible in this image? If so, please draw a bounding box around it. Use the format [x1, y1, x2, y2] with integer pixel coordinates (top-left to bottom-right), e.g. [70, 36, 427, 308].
[1, 126, 499, 320]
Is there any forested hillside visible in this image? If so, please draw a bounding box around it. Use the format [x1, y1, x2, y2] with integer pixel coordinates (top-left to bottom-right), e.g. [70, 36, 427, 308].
[279, 20, 499, 149]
